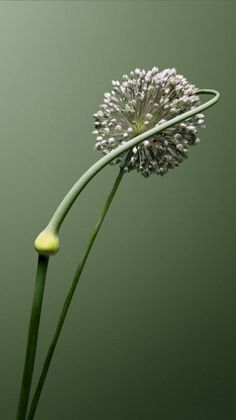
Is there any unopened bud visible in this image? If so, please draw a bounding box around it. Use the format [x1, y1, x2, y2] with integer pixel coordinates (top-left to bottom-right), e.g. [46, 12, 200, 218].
[34, 229, 59, 256]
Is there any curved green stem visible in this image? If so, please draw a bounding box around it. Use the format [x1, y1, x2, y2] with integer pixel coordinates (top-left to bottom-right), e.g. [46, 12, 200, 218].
[25, 89, 220, 418]
[27, 166, 126, 420]
[17, 88, 219, 420]
[16, 255, 49, 420]
[34, 89, 220, 255]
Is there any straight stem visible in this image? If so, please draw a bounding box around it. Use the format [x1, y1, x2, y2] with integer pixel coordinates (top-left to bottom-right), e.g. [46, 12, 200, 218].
[16, 255, 49, 420]
[27, 168, 125, 419]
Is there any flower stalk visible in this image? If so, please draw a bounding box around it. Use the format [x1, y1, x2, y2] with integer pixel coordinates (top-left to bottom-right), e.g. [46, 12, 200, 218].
[35, 89, 220, 256]
[27, 163, 127, 420]
[16, 255, 49, 420]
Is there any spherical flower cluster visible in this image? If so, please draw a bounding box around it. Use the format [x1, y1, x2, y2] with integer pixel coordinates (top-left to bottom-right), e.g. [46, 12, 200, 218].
[93, 67, 205, 177]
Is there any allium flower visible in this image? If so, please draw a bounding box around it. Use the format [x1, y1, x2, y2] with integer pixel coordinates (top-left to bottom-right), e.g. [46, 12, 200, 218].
[93, 67, 205, 177]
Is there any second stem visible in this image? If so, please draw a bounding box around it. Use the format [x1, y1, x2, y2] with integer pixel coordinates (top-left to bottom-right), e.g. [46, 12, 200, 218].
[27, 166, 126, 419]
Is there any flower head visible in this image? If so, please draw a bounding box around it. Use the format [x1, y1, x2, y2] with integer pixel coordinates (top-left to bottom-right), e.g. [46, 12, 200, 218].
[93, 67, 205, 177]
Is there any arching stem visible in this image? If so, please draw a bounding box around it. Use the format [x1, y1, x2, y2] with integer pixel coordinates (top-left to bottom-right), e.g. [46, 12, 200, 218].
[17, 89, 220, 420]
[34, 90, 220, 255]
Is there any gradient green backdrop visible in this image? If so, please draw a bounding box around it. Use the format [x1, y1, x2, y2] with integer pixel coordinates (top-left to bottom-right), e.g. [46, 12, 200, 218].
[0, 1, 235, 419]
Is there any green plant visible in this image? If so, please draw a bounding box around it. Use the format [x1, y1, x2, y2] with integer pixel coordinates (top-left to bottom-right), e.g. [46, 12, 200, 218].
[16, 68, 220, 420]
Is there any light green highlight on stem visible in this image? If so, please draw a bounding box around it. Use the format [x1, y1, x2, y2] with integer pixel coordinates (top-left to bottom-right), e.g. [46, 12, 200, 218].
[34, 89, 220, 255]
[16, 255, 49, 420]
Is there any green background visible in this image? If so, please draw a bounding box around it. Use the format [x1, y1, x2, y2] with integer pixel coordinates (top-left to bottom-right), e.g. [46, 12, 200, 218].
[0, 1, 235, 419]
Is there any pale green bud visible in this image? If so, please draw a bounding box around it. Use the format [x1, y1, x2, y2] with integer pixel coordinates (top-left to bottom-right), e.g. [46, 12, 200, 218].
[34, 229, 60, 256]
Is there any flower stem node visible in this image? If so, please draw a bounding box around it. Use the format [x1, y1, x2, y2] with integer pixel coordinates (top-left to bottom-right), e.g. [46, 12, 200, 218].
[34, 229, 60, 256]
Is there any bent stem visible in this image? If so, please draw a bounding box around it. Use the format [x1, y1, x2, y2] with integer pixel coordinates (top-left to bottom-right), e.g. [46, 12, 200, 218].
[26, 166, 126, 420]
[35, 89, 220, 256]
[16, 255, 49, 420]
[23, 88, 220, 419]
